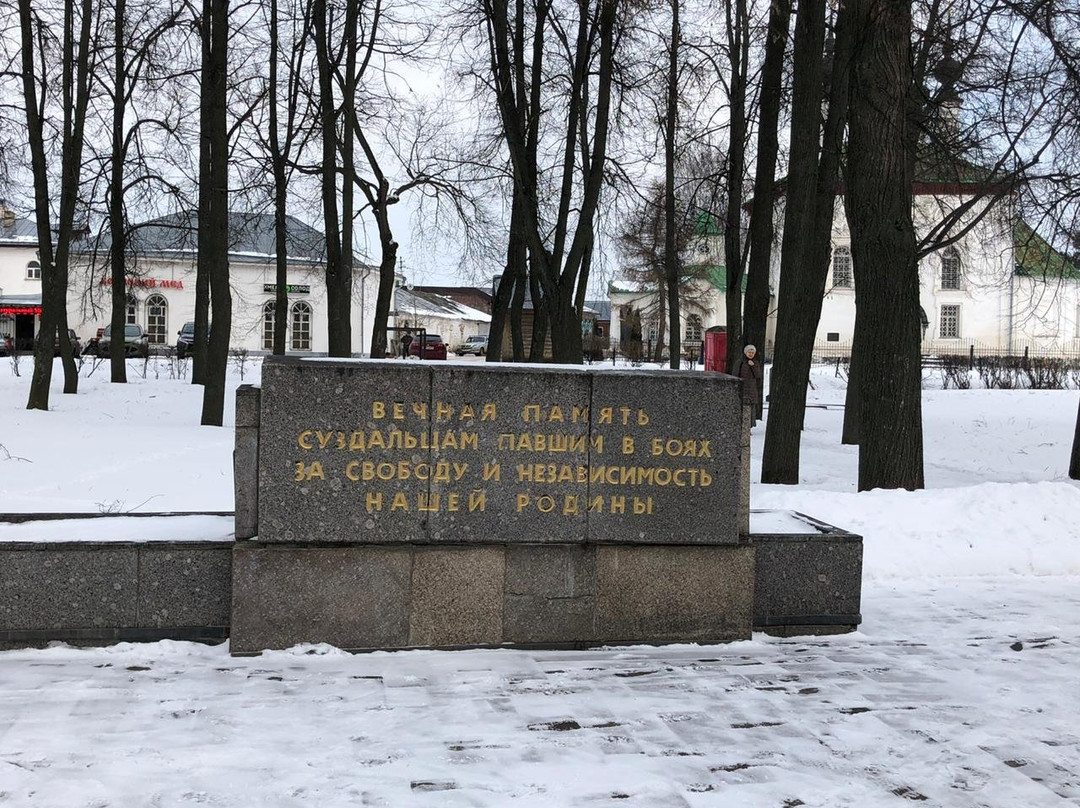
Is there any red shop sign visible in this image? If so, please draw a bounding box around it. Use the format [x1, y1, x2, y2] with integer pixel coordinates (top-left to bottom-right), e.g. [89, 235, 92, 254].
[99, 277, 184, 289]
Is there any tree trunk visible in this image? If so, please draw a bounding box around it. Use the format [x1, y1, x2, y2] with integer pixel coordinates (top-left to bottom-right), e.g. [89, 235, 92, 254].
[743, 0, 789, 404]
[192, 0, 212, 386]
[370, 207, 398, 359]
[109, 0, 128, 383]
[528, 267, 548, 362]
[488, 190, 526, 361]
[759, 0, 827, 484]
[269, 0, 288, 355]
[847, 0, 923, 491]
[664, 0, 680, 370]
[313, 0, 346, 356]
[841, 336, 862, 443]
[723, 0, 748, 374]
[200, 0, 231, 427]
[510, 259, 526, 360]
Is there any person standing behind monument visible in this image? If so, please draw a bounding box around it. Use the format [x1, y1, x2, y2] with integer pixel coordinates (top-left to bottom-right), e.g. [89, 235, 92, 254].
[736, 344, 763, 424]
[400, 330, 413, 359]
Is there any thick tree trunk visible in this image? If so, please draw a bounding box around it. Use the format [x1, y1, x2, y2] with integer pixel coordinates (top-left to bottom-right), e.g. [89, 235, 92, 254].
[488, 191, 526, 361]
[760, 0, 827, 484]
[743, 0, 789, 403]
[664, 0, 680, 370]
[110, 0, 129, 382]
[528, 268, 548, 362]
[847, 0, 923, 491]
[200, 0, 231, 427]
[723, 0, 748, 374]
[192, 0, 212, 386]
[269, 0, 288, 355]
[314, 0, 347, 356]
[1070, 395, 1080, 480]
[510, 261, 526, 360]
[369, 208, 397, 360]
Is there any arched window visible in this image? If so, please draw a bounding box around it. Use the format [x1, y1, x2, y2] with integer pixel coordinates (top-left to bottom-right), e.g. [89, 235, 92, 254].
[291, 301, 312, 351]
[832, 245, 853, 288]
[126, 294, 138, 325]
[941, 248, 962, 290]
[262, 301, 276, 350]
[146, 294, 167, 344]
[685, 314, 703, 343]
[26, 260, 41, 280]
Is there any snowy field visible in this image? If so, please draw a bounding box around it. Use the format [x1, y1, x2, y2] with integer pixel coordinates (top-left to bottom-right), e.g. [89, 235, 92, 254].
[1, 357, 1079, 806]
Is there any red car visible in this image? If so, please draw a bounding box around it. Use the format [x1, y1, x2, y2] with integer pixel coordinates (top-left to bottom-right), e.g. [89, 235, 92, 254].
[409, 333, 447, 360]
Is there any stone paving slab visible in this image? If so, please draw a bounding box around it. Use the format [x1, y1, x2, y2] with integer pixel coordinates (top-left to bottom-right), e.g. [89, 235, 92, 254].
[0, 576, 1077, 807]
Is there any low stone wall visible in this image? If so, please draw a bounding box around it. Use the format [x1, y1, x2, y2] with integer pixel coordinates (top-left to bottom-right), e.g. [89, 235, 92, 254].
[0, 515, 861, 650]
[751, 511, 863, 635]
[0, 514, 232, 649]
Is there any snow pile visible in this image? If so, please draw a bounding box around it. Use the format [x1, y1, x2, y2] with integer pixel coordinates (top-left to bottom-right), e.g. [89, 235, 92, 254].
[756, 481, 1080, 580]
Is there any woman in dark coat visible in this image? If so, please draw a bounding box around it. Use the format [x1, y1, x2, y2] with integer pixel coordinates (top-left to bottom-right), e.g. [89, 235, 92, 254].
[736, 344, 763, 424]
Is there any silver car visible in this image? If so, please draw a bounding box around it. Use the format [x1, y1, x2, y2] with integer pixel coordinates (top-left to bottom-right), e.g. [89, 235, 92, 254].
[455, 334, 489, 356]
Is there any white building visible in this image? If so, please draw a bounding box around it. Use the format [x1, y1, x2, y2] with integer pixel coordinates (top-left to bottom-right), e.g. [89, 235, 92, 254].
[0, 209, 387, 355]
[393, 287, 490, 352]
[608, 188, 1080, 360]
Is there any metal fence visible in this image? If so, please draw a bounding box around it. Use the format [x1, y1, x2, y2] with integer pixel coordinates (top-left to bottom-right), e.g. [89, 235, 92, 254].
[813, 338, 1080, 363]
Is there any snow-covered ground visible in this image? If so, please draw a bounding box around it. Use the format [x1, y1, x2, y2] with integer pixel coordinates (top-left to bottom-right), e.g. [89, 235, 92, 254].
[1, 357, 1079, 806]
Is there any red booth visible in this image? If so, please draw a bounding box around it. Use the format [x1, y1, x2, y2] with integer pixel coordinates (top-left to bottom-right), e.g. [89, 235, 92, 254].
[703, 327, 727, 372]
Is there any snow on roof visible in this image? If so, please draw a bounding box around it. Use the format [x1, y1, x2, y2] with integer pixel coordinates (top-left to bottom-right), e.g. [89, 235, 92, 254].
[395, 288, 491, 323]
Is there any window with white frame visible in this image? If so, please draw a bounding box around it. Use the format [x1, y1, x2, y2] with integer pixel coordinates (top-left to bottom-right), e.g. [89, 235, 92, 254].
[940, 304, 961, 338]
[126, 294, 138, 325]
[145, 294, 167, 344]
[263, 301, 276, 350]
[1075, 303, 1080, 339]
[646, 318, 660, 344]
[291, 301, 312, 351]
[941, 248, 962, 290]
[832, 246, 853, 288]
[685, 314, 703, 343]
[26, 260, 41, 280]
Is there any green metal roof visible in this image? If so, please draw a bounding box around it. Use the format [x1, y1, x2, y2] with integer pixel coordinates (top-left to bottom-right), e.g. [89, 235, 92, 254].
[1014, 221, 1080, 281]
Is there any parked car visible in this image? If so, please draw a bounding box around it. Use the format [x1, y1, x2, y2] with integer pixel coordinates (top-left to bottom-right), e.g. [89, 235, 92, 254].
[455, 334, 489, 356]
[54, 328, 82, 357]
[176, 322, 195, 358]
[409, 333, 448, 360]
[97, 324, 150, 358]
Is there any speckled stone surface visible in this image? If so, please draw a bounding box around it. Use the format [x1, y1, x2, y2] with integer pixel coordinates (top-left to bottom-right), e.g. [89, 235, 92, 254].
[235, 385, 260, 540]
[752, 531, 863, 632]
[428, 366, 591, 544]
[230, 544, 411, 653]
[595, 545, 754, 643]
[0, 548, 138, 630]
[587, 371, 742, 545]
[139, 546, 232, 629]
[408, 546, 505, 647]
[503, 545, 597, 643]
[258, 358, 433, 543]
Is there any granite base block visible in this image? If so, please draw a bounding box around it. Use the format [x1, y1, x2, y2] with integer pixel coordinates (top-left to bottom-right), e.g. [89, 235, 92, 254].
[503, 545, 597, 643]
[751, 512, 863, 634]
[409, 546, 505, 646]
[595, 545, 754, 643]
[230, 544, 412, 654]
[0, 541, 232, 643]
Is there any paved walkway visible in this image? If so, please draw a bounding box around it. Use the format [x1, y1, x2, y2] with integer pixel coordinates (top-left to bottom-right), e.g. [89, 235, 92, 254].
[1, 577, 1077, 807]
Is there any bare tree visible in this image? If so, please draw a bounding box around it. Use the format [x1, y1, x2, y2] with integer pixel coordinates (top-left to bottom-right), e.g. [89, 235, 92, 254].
[742, 0, 790, 400]
[482, 0, 619, 363]
[17, 0, 97, 408]
[199, 0, 231, 426]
